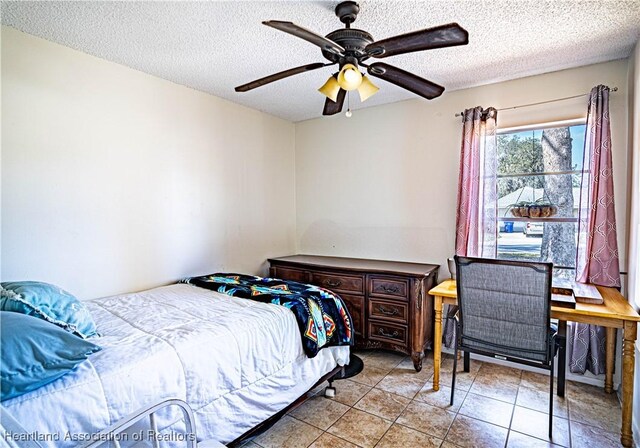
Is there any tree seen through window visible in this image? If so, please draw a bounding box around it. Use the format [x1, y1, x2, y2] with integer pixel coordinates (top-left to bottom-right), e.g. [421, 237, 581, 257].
[496, 124, 585, 278]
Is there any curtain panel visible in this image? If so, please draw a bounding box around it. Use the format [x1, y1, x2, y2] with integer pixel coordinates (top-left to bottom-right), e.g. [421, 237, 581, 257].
[446, 106, 498, 347]
[570, 85, 621, 375]
[575, 85, 621, 287]
[455, 106, 499, 258]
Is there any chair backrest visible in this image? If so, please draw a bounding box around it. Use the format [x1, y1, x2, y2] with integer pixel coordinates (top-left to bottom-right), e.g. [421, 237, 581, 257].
[455, 256, 553, 364]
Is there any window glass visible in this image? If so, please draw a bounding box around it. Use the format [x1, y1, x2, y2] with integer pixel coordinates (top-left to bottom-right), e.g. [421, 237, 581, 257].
[496, 124, 585, 278]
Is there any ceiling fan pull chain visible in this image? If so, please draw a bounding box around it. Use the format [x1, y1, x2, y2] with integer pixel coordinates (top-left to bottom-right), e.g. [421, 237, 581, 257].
[346, 91, 352, 118]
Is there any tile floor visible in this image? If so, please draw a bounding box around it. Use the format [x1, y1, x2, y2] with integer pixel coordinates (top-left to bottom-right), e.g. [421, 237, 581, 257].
[241, 350, 626, 448]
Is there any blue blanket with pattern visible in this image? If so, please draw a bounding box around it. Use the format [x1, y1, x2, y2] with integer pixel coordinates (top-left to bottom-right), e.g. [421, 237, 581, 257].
[181, 274, 354, 357]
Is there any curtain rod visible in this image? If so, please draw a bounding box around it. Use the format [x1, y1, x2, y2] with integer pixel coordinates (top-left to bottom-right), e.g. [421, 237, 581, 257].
[454, 87, 618, 118]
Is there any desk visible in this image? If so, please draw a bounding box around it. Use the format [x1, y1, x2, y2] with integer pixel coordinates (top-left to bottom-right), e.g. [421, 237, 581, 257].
[429, 279, 640, 447]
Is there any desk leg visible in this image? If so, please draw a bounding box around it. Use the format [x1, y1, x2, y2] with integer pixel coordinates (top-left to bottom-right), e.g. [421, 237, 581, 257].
[433, 296, 443, 391]
[621, 321, 637, 447]
[605, 327, 616, 394]
[557, 321, 567, 398]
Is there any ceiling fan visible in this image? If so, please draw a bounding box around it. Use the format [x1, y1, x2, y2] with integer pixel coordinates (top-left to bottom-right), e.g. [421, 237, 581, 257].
[235, 1, 469, 116]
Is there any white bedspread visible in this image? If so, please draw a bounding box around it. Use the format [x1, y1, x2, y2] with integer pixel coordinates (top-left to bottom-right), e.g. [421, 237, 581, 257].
[1, 284, 350, 446]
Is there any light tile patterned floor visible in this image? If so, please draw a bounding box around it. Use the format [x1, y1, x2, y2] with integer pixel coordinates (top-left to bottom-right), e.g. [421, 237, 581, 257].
[241, 350, 625, 448]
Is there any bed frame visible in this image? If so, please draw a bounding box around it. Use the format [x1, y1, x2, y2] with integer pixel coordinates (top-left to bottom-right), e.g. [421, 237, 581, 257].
[227, 364, 344, 447]
[0, 364, 344, 448]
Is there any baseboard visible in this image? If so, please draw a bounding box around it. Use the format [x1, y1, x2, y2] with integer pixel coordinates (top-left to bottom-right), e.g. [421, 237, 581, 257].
[442, 347, 612, 389]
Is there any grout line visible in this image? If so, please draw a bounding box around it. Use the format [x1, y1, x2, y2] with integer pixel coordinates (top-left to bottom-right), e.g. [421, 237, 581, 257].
[441, 359, 472, 444]
[504, 383, 520, 447]
[312, 352, 616, 448]
[392, 418, 451, 442]
[372, 423, 394, 447]
[330, 432, 364, 448]
[566, 384, 573, 448]
[345, 406, 395, 424]
[441, 395, 460, 444]
[306, 429, 323, 448]
[369, 384, 423, 403]
[332, 368, 408, 448]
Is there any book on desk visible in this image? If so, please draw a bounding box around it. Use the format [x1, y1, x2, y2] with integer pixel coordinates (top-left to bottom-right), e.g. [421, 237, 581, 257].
[551, 278, 604, 308]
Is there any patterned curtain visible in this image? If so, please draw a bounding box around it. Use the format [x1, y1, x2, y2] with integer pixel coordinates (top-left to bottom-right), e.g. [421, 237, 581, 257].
[570, 85, 621, 374]
[455, 107, 499, 258]
[445, 106, 498, 347]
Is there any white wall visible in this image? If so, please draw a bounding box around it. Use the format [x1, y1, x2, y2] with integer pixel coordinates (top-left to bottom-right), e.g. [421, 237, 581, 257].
[629, 41, 640, 309]
[1, 27, 297, 299]
[0, 26, 633, 311]
[627, 37, 640, 446]
[0, 27, 3, 279]
[295, 60, 630, 283]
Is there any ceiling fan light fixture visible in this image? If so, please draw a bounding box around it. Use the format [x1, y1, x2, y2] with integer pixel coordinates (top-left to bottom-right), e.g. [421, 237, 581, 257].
[337, 63, 362, 91]
[238, 2, 470, 117]
[357, 75, 379, 102]
[318, 75, 341, 102]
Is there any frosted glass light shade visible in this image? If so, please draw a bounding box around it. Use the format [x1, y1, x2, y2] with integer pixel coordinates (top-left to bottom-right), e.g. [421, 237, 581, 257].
[318, 76, 341, 102]
[337, 64, 362, 91]
[318, 76, 340, 103]
[357, 75, 379, 102]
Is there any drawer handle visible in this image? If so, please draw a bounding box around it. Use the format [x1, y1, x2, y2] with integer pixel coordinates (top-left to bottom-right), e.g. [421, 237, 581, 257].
[377, 306, 399, 317]
[380, 285, 400, 294]
[324, 279, 342, 288]
[378, 328, 400, 338]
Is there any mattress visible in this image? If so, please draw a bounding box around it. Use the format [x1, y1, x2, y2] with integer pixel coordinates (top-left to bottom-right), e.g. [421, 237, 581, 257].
[1, 284, 350, 446]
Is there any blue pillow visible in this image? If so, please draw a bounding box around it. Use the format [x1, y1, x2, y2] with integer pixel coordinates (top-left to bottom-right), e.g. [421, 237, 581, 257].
[0, 281, 98, 338]
[0, 312, 101, 401]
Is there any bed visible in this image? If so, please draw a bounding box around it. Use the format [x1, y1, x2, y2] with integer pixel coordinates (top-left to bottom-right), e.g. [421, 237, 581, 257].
[1, 283, 350, 446]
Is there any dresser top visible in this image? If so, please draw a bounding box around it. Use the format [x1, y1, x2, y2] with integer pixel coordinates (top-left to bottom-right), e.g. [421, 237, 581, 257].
[268, 255, 439, 277]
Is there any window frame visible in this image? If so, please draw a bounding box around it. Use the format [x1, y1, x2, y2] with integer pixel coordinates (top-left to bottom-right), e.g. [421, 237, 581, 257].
[495, 117, 587, 270]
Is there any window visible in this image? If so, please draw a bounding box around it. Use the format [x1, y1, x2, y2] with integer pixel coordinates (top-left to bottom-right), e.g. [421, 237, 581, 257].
[496, 121, 586, 279]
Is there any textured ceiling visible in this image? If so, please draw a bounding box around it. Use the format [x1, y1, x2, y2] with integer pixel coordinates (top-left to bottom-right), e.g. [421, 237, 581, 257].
[2, 1, 639, 122]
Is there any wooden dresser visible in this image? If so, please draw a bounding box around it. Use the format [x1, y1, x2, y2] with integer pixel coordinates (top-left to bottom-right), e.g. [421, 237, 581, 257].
[268, 255, 439, 371]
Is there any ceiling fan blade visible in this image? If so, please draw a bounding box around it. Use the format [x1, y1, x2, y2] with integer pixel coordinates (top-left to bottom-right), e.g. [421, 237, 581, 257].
[367, 62, 445, 100]
[365, 23, 468, 58]
[235, 62, 327, 92]
[323, 88, 346, 115]
[263, 21, 345, 55]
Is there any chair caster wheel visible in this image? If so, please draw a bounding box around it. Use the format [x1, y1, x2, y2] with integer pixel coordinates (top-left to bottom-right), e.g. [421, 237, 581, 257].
[325, 386, 336, 398]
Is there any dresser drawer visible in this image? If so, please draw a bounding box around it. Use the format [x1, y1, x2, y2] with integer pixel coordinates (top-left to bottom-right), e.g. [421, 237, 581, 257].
[312, 272, 364, 294]
[368, 298, 408, 324]
[341, 294, 365, 338]
[368, 321, 408, 345]
[369, 276, 409, 300]
[273, 266, 309, 283]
